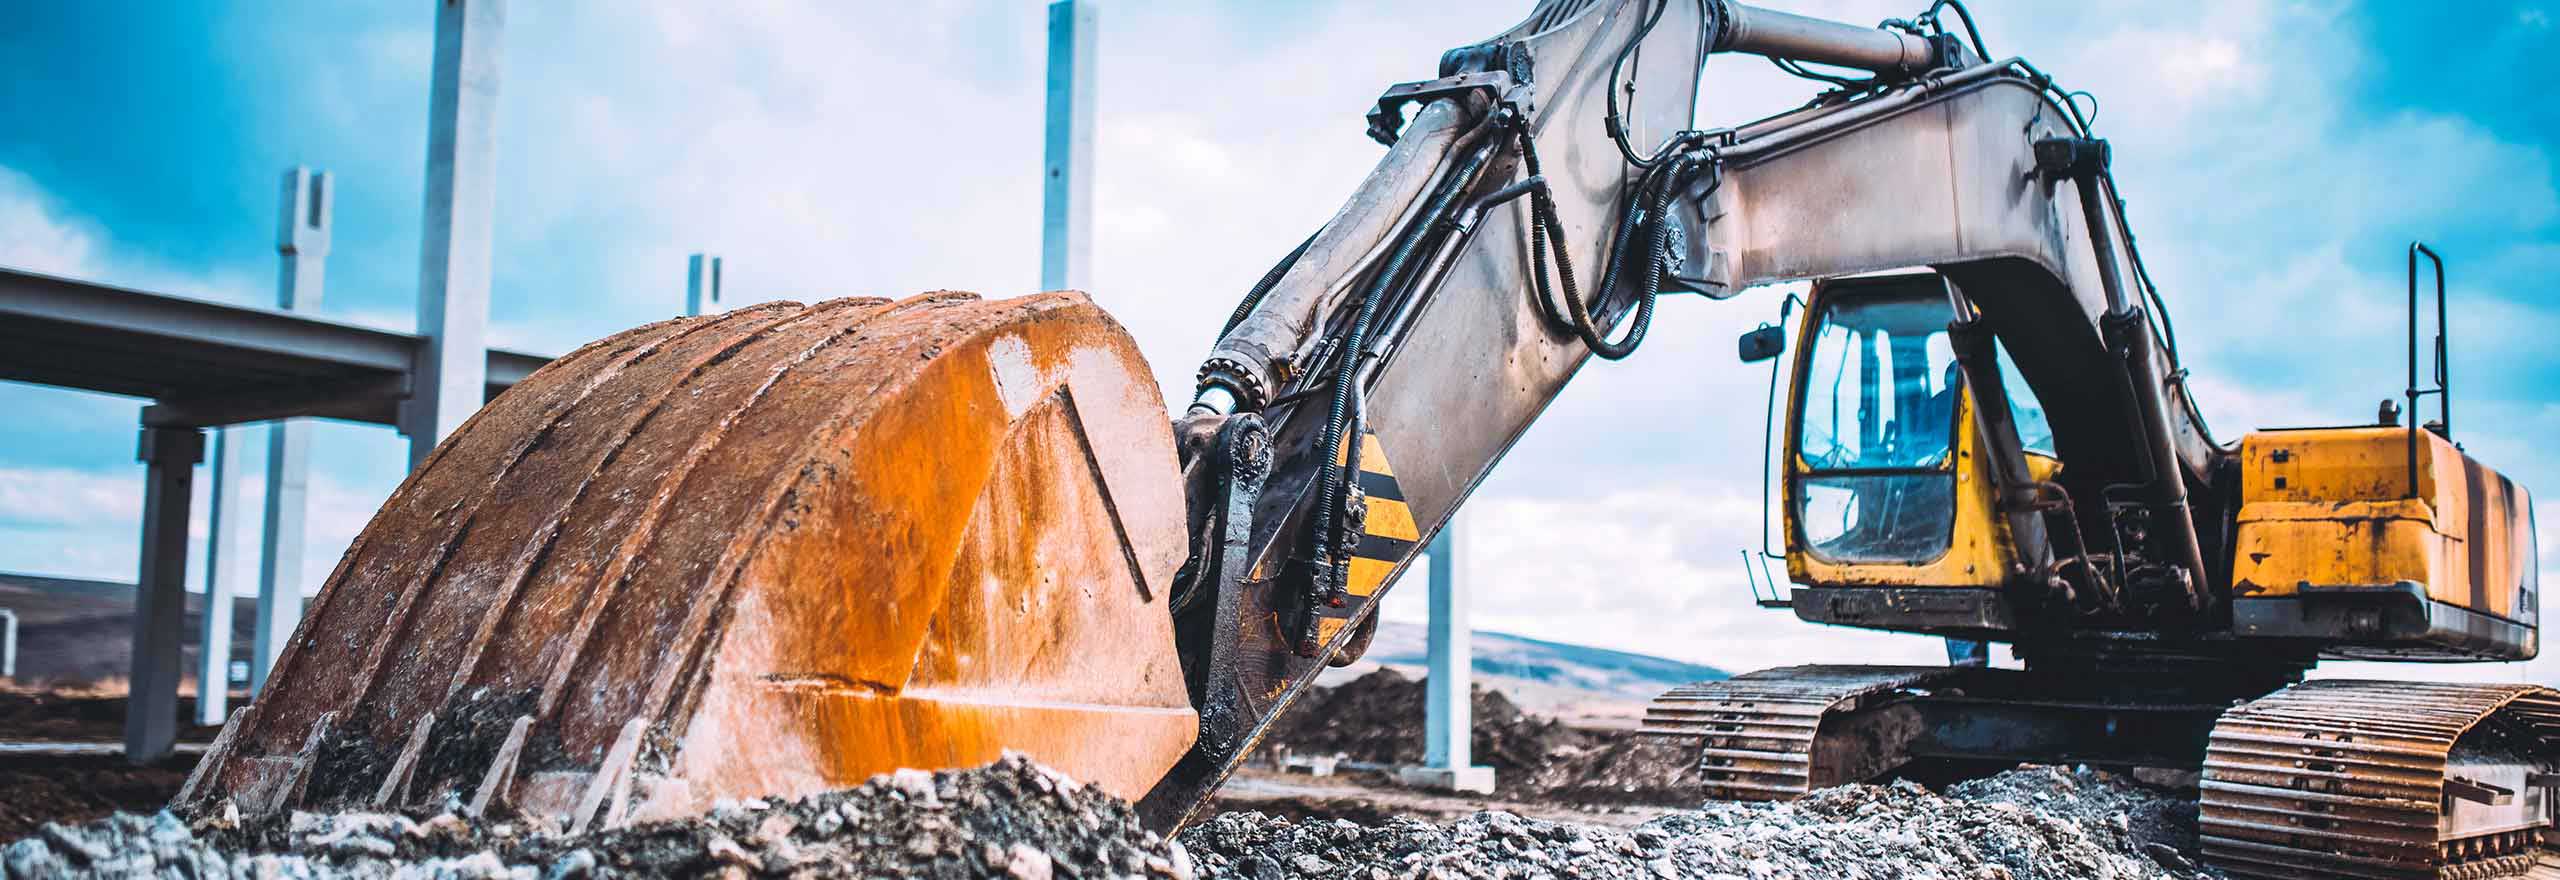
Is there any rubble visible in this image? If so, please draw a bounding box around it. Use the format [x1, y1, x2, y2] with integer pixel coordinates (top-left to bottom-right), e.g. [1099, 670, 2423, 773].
[1178, 765, 2216, 880]
[1, 753, 1193, 879]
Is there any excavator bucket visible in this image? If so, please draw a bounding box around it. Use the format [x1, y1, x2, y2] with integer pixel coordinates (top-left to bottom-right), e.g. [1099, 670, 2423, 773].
[175, 291, 1200, 828]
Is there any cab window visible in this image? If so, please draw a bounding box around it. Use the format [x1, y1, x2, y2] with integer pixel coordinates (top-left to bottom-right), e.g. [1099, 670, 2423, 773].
[1794, 293, 1959, 564]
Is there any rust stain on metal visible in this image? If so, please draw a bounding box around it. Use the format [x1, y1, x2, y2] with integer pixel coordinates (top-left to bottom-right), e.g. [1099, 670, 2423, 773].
[184, 291, 1197, 821]
[2200, 680, 2560, 879]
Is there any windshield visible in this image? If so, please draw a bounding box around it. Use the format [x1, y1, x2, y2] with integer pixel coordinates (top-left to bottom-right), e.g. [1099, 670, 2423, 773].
[1798, 297, 1960, 471]
[1794, 292, 1960, 564]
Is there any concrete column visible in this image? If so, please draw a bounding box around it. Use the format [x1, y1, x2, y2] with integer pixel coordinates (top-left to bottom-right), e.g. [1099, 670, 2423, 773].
[1400, 513, 1495, 793]
[252, 168, 329, 695]
[1, 608, 16, 679]
[1040, 0, 1095, 292]
[686, 254, 722, 317]
[251, 418, 312, 695]
[194, 429, 247, 724]
[128, 426, 204, 764]
[405, 0, 504, 470]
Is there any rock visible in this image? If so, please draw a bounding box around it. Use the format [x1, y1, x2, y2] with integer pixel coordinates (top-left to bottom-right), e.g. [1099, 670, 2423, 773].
[1177, 766, 2216, 880]
[542, 848, 598, 880]
[1005, 842, 1055, 880]
[890, 768, 942, 806]
[750, 813, 797, 846]
[704, 834, 755, 867]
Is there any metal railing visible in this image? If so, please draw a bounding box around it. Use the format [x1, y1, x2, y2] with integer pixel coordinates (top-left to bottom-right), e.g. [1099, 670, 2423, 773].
[2405, 242, 2449, 493]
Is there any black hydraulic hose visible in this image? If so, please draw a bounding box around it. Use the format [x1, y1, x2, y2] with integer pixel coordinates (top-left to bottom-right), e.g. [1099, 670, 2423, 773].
[1519, 116, 1712, 362]
[1924, 0, 1990, 61]
[1296, 126, 1501, 655]
[1219, 233, 1318, 341]
[1604, 0, 1679, 169]
[1581, 160, 1689, 359]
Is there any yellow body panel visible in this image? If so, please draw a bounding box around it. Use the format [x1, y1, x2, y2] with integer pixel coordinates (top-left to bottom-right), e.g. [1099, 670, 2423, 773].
[1314, 431, 1415, 644]
[2232, 426, 2536, 623]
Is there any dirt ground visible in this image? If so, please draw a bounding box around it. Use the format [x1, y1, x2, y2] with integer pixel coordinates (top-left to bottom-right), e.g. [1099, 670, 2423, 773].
[0, 752, 197, 842]
[0, 690, 221, 840]
[0, 689, 224, 744]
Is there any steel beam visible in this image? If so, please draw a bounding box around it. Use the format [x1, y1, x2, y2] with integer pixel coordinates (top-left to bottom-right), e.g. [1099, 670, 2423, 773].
[128, 426, 203, 764]
[406, 0, 504, 469]
[195, 429, 246, 724]
[1040, 0, 1095, 292]
[1, 267, 546, 428]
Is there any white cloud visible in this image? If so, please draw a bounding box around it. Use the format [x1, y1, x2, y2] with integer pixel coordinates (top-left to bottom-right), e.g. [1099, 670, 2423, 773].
[0, 466, 142, 529]
[0, 165, 264, 306]
[0, 168, 102, 276]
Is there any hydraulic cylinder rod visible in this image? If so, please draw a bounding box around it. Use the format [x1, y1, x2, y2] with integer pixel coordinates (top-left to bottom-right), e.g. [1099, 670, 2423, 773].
[1721, 3, 1943, 73]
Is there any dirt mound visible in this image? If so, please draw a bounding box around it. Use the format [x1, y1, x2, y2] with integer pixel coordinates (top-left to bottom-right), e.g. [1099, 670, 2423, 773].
[1179, 765, 2212, 880]
[1260, 668, 1573, 774]
[3, 754, 1195, 879]
[1258, 668, 1704, 802]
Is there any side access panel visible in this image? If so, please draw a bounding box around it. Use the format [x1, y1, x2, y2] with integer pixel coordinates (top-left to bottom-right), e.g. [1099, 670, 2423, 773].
[2229, 427, 2538, 661]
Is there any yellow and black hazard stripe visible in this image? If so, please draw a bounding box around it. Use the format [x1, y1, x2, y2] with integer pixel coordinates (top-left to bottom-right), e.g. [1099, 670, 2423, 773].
[1311, 431, 1421, 647]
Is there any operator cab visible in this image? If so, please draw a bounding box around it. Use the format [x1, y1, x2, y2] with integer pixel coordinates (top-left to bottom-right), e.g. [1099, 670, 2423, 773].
[1741, 269, 2535, 662]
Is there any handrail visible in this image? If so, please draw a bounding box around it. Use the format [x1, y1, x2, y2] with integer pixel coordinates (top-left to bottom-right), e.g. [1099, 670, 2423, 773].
[2405, 242, 2448, 496]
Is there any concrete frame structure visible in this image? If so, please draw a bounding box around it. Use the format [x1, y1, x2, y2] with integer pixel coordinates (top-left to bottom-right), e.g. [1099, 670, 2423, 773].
[126, 427, 203, 761]
[1399, 514, 1497, 793]
[194, 428, 247, 724]
[686, 254, 722, 317]
[253, 167, 331, 695]
[405, 0, 504, 469]
[1041, 0, 1096, 292]
[2, 1, 526, 763]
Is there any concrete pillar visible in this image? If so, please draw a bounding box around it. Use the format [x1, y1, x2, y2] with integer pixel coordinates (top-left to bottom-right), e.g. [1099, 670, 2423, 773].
[686, 254, 722, 317]
[1040, 0, 1095, 292]
[405, 0, 504, 470]
[1399, 513, 1496, 793]
[194, 429, 247, 724]
[1, 607, 16, 679]
[252, 168, 329, 695]
[129, 426, 204, 764]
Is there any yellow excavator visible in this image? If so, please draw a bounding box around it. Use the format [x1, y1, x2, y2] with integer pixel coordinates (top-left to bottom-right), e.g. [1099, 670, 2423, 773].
[176, 1, 2556, 876]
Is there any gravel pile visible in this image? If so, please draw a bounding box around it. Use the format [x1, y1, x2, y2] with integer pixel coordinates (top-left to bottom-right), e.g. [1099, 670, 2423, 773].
[3, 753, 1195, 879]
[1179, 765, 2214, 880]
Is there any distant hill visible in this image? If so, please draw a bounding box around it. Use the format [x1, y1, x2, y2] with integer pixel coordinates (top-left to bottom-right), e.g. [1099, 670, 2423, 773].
[1358, 620, 1726, 701]
[0, 573, 254, 688]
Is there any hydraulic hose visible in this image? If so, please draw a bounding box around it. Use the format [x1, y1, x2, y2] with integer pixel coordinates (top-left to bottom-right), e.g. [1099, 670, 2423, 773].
[1296, 119, 1502, 656]
[1219, 233, 1318, 341]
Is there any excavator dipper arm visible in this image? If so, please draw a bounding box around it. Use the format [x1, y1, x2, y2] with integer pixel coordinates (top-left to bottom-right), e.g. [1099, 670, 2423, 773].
[1147, 0, 2215, 825]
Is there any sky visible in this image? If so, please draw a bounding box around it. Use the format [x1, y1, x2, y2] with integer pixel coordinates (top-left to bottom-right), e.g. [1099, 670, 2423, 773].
[0, 0, 2555, 685]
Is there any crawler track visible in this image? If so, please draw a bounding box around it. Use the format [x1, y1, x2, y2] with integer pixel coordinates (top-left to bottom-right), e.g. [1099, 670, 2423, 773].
[1638, 665, 1961, 800]
[2200, 680, 2560, 880]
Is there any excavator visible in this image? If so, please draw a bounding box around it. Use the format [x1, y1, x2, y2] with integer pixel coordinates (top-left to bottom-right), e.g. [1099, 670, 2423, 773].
[174, 0, 2556, 876]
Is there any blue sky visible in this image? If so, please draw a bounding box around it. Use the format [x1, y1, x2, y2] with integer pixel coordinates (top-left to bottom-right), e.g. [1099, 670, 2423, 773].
[2, 1, 2556, 683]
